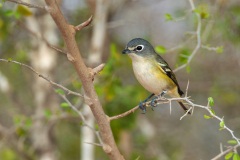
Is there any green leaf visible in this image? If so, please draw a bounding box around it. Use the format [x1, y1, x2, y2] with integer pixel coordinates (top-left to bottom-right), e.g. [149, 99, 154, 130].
[16, 5, 32, 16]
[60, 102, 70, 108]
[216, 46, 224, 53]
[210, 109, 215, 115]
[208, 97, 214, 107]
[225, 152, 233, 160]
[227, 140, 238, 145]
[55, 89, 65, 95]
[233, 153, 240, 160]
[176, 48, 190, 66]
[155, 45, 166, 54]
[164, 13, 173, 21]
[204, 115, 211, 119]
[220, 120, 225, 128]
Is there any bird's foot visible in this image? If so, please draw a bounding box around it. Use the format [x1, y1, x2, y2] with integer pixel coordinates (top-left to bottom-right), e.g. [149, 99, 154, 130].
[150, 97, 157, 110]
[139, 102, 146, 114]
[138, 94, 155, 113]
[159, 90, 167, 97]
[150, 90, 167, 110]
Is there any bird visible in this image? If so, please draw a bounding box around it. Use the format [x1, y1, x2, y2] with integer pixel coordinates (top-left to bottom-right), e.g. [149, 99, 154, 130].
[122, 38, 189, 114]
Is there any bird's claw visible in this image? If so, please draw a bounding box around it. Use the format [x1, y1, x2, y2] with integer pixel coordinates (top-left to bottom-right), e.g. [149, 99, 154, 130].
[160, 90, 167, 97]
[150, 98, 157, 111]
[139, 102, 146, 114]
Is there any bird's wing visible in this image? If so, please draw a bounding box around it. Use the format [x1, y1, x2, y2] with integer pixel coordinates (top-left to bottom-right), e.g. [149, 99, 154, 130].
[155, 55, 184, 96]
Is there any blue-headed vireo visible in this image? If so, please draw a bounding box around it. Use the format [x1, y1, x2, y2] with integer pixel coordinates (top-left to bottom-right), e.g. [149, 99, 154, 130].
[122, 38, 189, 114]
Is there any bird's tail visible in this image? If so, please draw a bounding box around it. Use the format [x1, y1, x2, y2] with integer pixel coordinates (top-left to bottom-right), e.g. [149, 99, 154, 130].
[178, 101, 191, 114]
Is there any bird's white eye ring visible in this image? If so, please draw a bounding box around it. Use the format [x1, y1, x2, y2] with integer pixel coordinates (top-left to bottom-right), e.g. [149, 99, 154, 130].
[136, 45, 144, 51]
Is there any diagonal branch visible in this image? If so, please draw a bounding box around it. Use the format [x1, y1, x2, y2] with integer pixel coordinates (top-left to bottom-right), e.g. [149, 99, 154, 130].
[0, 58, 83, 97]
[44, 0, 124, 159]
[6, 0, 46, 10]
[18, 21, 68, 55]
[109, 106, 139, 121]
[58, 94, 103, 145]
[211, 144, 240, 160]
[74, 15, 93, 31]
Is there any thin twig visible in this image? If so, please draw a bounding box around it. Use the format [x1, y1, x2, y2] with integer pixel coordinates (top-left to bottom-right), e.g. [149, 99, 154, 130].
[211, 144, 240, 160]
[166, 34, 195, 54]
[0, 59, 83, 97]
[109, 99, 170, 121]
[58, 94, 103, 145]
[46, 44, 68, 55]
[83, 142, 102, 147]
[18, 21, 68, 55]
[74, 15, 93, 31]
[90, 63, 105, 81]
[109, 90, 240, 157]
[174, 0, 202, 72]
[92, 63, 105, 75]
[185, 80, 190, 97]
[109, 106, 139, 121]
[180, 107, 193, 120]
[6, 0, 46, 10]
[168, 97, 240, 145]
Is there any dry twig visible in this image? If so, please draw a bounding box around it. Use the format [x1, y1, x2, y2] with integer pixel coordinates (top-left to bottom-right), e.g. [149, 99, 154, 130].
[0, 58, 83, 97]
[6, 0, 46, 10]
[173, 0, 202, 72]
[74, 15, 93, 31]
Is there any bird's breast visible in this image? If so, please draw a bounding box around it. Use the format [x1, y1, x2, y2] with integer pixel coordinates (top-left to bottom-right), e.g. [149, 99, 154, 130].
[129, 55, 172, 95]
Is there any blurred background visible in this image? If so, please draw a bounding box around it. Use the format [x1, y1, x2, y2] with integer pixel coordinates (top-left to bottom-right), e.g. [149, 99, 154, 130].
[0, 0, 240, 159]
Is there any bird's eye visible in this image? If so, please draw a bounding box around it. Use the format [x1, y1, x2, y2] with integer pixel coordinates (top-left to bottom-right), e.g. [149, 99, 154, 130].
[136, 45, 144, 51]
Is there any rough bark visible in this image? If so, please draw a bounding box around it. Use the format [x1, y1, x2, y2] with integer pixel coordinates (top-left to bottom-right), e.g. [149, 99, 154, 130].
[44, 0, 124, 159]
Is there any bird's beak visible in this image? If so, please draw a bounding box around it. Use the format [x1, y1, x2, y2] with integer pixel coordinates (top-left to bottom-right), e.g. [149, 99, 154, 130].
[122, 48, 131, 54]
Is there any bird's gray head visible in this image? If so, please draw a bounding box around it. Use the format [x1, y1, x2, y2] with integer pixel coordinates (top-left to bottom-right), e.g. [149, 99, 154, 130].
[122, 38, 155, 57]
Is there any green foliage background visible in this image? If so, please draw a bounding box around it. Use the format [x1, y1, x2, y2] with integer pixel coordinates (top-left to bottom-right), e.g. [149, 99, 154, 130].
[0, 1, 240, 160]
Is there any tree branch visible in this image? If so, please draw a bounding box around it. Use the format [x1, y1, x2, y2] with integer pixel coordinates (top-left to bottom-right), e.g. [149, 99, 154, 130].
[74, 15, 93, 31]
[211, 144, 240, 160]
[173, 0, 202, 72]
[58, 93, 103, 145]
[0, 58, 82, 97]
[109, 99, 170, 121]
[109, 106, 139, 121]
[18, 21, 68, 55]
[6, 0, 46, 10]
[44, 0, 124, 159]
[109, 88, 240, 156]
